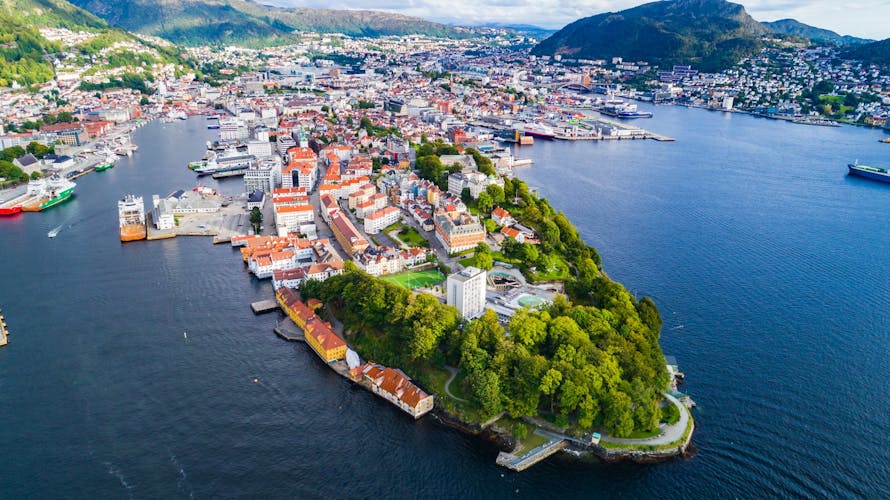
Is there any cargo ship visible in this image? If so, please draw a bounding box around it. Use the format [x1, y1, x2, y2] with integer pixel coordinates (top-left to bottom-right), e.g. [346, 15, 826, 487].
[119, 194, 147, 242]
[518, 123, 556, 140]
[848, 162, 890, 183]
[0, 191, 28, 216]
[21, 177, 76, 212]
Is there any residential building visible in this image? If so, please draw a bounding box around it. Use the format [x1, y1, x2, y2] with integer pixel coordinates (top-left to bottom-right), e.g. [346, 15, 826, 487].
[364, 206, 401, 234]
[435, 212, 485, 254]
[329, 210, 369, 255]
[447, 266, 487, 319]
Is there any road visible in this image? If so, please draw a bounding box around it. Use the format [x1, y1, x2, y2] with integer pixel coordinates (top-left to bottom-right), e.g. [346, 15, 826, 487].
[600, 392, 691, 446]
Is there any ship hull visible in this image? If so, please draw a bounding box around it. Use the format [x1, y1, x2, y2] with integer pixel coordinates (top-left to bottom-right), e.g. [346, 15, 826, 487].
[848, 164, 890, 183]
[0, 206, 22, 216]
[120, 224, 147, 242]
[95, 162, 114, 172]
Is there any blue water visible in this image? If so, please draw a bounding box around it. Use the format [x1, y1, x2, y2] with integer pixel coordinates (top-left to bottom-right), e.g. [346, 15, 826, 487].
[1, 109, 888, 497]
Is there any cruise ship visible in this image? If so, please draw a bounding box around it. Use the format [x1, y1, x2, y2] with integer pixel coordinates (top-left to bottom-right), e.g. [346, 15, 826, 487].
[847, 162, 890, 184]
[190, 148, 256, 176]
[119, 195, 147, 242]
[595, 98, 653, 118]
[20, 177, 76, 212]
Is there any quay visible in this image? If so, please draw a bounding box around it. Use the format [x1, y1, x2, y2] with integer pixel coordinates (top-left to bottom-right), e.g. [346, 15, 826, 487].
[273, 317, 304, 342]
[496, 430, 568, 472]
[251, 299, 280, 314]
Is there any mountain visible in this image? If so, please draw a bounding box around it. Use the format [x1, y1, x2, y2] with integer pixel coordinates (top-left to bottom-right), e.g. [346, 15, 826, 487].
[763, 19, 872, 46]
[67, 0, 465, 46]
[0, 0, 188, 88]
[842, 38, 890, 65]
[531, 0, 766, 71]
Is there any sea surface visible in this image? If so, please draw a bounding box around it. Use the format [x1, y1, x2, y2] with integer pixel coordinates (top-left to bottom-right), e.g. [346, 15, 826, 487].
[1, 108, 889, 497]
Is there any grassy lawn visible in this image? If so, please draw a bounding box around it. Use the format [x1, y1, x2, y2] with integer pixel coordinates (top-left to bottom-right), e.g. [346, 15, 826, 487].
[458, 256, 477, 267]
[626, 427, 661, 439]
[514, 431, 551, 455]
[661, 403, 680, 425]
[398, 226, 429, 247]
[381, 269, 445, 289]
[449, 371, 473, 401]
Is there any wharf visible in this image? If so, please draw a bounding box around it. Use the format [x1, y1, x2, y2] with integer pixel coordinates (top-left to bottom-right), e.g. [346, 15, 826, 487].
[496, 430, 567, 471]
[273, 317, 305, 342]
[251, 299, 279, 314]
[145, 204, 250, 244]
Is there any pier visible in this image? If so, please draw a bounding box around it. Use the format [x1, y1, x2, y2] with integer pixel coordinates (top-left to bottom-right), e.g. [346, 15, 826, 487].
[273, 317, 305, 342]
[251, 299, 279, 314]
[496, 430, 567, 471]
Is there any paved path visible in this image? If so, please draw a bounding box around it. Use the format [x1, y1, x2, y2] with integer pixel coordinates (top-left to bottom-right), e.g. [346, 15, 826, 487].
[600, 392, 690, 446]
[443, 366, 468, 402]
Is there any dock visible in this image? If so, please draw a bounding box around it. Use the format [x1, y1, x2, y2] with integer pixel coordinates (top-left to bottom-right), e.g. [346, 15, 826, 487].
[251, 299, 279, 314]
[273, 318, 305, 342]
[495, 431, 567, 471]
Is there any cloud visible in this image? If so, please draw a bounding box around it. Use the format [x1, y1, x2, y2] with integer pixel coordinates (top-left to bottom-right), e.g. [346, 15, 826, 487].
[263, 0, 890, 39]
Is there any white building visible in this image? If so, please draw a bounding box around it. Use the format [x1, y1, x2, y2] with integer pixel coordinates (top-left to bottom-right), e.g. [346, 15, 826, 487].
[364, 206, 401, 234]
[151, 194, 175, 230]
[446, 267, 487, 319]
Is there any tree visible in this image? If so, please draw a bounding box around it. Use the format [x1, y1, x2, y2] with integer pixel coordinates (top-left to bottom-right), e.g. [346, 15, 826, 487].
[470, 369, 503, 417]
[477, 192, 493, 213]
[486, 184, 505, 205]
[29, 171, 42, 180]
[250, 207, 262, 234]
[603, 390, 635, 437]
[508, 309, 548, 347]
[539, 368, 563, 412]
[475, 252, 493, 270]
[484, 218, 497, 233]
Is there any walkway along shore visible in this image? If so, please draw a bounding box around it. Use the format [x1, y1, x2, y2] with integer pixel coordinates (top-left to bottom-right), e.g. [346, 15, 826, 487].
[266, 303, 694, 469]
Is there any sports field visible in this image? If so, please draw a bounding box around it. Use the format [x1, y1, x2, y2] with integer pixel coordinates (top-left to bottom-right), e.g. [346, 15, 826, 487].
[382, 269, 445, 289]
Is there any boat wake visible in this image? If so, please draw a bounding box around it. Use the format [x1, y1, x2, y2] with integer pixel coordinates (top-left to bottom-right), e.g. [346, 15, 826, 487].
[47, 223, 65, 238]
[103, 462, 136, 499]
[670, 325, 685, 331]
[168, 450, 195, 499]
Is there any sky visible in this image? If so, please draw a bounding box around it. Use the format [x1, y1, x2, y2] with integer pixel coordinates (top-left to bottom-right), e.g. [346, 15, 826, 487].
[265, 0, 890, 40]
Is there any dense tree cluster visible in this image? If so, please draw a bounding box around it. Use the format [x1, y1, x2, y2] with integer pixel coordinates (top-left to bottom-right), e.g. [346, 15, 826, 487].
[301, 262, 668, 437]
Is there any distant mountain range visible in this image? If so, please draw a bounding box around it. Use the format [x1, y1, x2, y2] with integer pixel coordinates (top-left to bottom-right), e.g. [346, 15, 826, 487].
[842, 38, 890, 65]
[532, 0, 885, 71]
[531, 0, 766, 71]
[762, 19, 872, 46]
[67, 0, 466, 46]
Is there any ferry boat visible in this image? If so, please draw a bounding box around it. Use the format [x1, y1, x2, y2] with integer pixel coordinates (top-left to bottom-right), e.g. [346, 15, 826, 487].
[191, 148, 256, 176]
[793, 118, 841, 127]
[207, 115, 221, 129]
[95, 150, 117, 172]
[119, 194, 147, 242]
[20, 177, 76, 212]
[847, 162, 890, 183]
